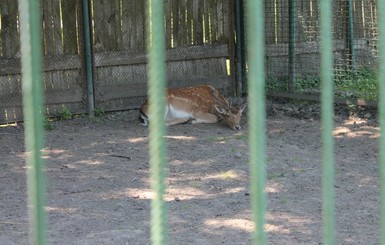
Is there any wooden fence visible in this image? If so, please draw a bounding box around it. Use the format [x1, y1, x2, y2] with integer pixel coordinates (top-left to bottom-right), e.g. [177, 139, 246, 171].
[0, 0, 232, 123]
[0, 0, 381, 123]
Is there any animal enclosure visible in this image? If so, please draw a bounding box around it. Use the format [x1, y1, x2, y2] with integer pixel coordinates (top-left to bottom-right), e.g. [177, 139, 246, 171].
[3, 0, 385, 244]
[0, 0, 232, 123]
[0, 0, 381, 124]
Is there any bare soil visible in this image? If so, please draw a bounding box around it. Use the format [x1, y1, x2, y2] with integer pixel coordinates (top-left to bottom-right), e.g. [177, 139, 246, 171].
[0, 101, 381, 244]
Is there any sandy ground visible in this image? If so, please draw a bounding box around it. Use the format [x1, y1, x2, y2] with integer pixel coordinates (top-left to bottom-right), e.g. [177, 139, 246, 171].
[0, 102, 381, 244]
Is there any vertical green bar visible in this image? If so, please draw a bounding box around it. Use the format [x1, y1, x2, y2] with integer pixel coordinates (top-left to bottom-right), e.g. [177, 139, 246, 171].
[319, 0, 336, 244]
[246, 0, 267, 244]
[18, 0, 47, 244]
[288, 0, 297, 93]
[146, 0, 168, 244]
[81, 0, 95, 117]
[377, 1, 385, 244]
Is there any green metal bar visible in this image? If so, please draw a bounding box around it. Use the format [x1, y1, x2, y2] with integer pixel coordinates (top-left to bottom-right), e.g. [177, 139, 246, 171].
[81, 0, 95, 117]
[18, 0, 47, 244]
[245, 0, 267, 244]
[235, 0, 243, 96]
[146, 0, 168, 244]
[288, 0, 296, 92]
[235, 0, 246, 96]
[377, 1, 385, 244]
[347, 0, 355, 69]
[319, 0, 336, 244]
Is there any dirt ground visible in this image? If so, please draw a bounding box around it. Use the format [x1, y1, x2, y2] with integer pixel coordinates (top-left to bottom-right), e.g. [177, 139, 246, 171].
[0, 101, 381, 244]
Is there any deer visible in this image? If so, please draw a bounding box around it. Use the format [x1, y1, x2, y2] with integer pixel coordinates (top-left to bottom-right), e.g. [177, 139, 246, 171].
[139, 85, 247, 130]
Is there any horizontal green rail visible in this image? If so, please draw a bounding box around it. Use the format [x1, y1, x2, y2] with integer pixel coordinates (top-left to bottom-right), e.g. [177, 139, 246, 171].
[18, 0, 47, 244]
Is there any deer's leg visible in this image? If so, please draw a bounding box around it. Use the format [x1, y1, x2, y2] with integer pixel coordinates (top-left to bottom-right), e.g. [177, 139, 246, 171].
[191, 112, 218, 124]
[166, 118, 191, 126]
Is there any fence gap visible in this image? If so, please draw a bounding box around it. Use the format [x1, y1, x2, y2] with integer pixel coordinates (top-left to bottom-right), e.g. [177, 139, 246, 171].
[18, 0, 47, 244]
[146, 0, 168, 244]
[245, 0, 267, 244]
[319, 0, 336, 244]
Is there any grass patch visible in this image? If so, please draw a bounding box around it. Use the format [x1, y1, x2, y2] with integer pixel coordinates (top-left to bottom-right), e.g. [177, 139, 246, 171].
[266, 67, 378, 101]
[59, 105, 73, 120]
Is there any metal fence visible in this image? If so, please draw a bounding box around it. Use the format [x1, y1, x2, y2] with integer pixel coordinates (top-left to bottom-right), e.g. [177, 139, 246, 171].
[262, 0, 379, 102]
[1, 0, 383, 124]
[0, 0, 85, 123]
[19, 0, 385, 245]
[91, 0, 232, 112]
[1, 0, 233, 123]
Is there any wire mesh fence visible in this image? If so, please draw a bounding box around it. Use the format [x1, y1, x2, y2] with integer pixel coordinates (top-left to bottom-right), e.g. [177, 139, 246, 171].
[91, 0, 233, 112]
[0, 0, 382, 124]
[0, 0, 86, 123]
[264, 0, 379, 101]
[9, 0, 385, 243]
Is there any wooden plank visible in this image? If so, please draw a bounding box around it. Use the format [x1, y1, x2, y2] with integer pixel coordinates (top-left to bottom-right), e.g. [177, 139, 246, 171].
[96, 83, 147, 101]
[121, 0, 133, 49]
[177, 0, 187, 46]
[44, 55, 82, 71]
[276, 0, 289, 43]
[130, 64, 147, 85]
[172, 0, 180, 47]
[192, 0, 203, 45]
[42, 0, 63, 55]
[203, 0, 210, 43]
[121, 0, 145, 51]
[218, 0, 227, 42]
[114, 0, 122, 50]
[61, 0, 78, 54]
[186, 0, 193, 45]
[165, 0, 173, 48]
[96, 76, 228, 102]
[93, 0, 119, 51]
[94, 44, 228, 67]
[45, 88, 84, 104]
[0, 55, 82, 75]
[209, 0, 218, 42]
[134, 1, 145, 51]
[0, 74, 21, 97]
[0, 58, 21, 75]
[0, 106, 23, 123]
[264, 0, 275, 44]
[0, 0, 19, 58]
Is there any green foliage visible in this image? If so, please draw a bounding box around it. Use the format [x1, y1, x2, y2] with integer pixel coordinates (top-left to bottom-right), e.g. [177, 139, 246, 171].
[266, 77, 288, 92]
[266, 67, 378, 100]
[334, 67, 378, 100]
[266, 76, 320, 92]
[94, 107, 105, 117]
[59, 105, 73, 120]
[43, 117, 54, 130]
[295, 77, 320, 91]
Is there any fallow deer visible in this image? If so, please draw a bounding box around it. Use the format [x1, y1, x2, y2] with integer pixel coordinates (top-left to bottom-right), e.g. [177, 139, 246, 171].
[139, 85, 247, 130]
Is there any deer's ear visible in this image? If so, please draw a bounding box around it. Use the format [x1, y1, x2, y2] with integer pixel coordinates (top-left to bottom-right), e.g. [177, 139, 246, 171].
[239, 99, 247, 113]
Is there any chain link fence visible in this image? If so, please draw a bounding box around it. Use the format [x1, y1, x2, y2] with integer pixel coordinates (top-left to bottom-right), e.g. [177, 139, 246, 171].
[0, 0, 233, 123]
[264, 0, 379, 101]
[91, 0, 232, 112]
[0, 0, 86, 123]
[1, 0, 381, 124]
